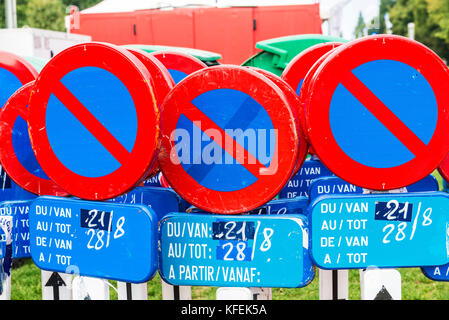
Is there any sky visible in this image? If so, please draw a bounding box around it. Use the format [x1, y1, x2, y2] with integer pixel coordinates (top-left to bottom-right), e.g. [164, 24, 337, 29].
[320, 0, 381, 39]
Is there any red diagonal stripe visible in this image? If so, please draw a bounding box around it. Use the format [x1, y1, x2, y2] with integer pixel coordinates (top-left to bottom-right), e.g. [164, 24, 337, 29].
[17, 106, 28, 121]
[182, 103, 268, 177]
[341, 72, 427, 156]
[52, 81, 131, 164]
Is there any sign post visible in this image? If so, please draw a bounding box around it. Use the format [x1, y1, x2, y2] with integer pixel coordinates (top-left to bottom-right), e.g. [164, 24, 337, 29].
[359, 268, 401, 300]
[72, 276, 110, 300]
[319, 269, 348, 300]
[0, 216, 12, 300]
[216, 287, 252, 300]
[109, 186, 187, 300]
[161, 280, 192, 300]
[117, 281, 147, 300]
[42, 270, 72, 300]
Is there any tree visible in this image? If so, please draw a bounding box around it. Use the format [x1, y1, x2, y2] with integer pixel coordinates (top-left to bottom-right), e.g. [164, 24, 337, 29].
[23, 0, 66, 31]
[61, 0, 102, 10]
[354, 11, 366, 38]
[0, 0, 27, 28]
[426, 0, 449, 45]
[378, 0, 395, 33]
[389, 0, 413, 35]
[0, 0, 102, 29]
[388, 0, 449, 61]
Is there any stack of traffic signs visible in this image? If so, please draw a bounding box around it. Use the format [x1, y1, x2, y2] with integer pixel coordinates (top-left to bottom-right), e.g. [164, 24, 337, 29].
[0, 33, 448, 298]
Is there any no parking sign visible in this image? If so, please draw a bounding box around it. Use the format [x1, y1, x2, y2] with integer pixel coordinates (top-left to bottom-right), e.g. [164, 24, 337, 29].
[0, 52, 38, 109]
[27, 43, 159, 200]
[306, 35, 449, 190]
[0, 82, 68, 196]
[126, 48, 175, 178]
[249, 67, 308, 177]
[282, 42, 342, 149]
[159, 66, 299, 214]
[151, 51, 207, 84]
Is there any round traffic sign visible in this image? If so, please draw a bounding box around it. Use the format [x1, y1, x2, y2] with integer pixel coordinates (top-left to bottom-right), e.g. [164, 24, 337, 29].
[159, 65, 299, 214]
[150, 51, 207, 84]
[282, 42, 342, 151]
[0, 51, 38, 109]
[298, 50, 336, 153]
[306, 35, 449, 190]
[127, 48, 175, 178]
[127, 48, 175, 109]
[282, 42, 343, 96]
[249, 67, 308, 177]
[0, 81, 68, 196]
[28, 42, 159, 200]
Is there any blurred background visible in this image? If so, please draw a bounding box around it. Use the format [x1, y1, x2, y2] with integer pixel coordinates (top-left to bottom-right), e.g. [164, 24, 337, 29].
[0, 0, 447, 64]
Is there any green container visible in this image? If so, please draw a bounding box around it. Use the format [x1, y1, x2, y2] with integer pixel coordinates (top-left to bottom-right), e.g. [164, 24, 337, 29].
[242, 34, 348, 76]
[124, 44, 222, 66]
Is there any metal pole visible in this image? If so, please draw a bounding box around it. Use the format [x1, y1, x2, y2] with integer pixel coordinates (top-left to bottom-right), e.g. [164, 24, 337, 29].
[5, 0, 17, 29]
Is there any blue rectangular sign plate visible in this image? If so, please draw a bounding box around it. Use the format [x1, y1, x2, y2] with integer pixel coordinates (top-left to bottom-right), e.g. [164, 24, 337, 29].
[159, 213, 314, 288]
[29, 196, 158, 283]
[0, 200, 32, 258]
[422, 264, 449, 281]
[309, 175, 438, 201]
[246, 197, 309, 215]
[188, 197, 309, 216]
[108, 186, 180, 221]
[310, 192, 449, 269]
[278, 158, 333, 199]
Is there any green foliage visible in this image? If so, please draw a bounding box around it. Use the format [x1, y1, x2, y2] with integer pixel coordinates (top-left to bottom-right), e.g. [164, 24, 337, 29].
[0, 0, 102, 31]
[61, 0, 102, 10]
[426, 0, 449, 47]
[23, 0, 65, 31]
[379, 0, 395, 33]
[354, 11, 366, 38]
[388, 0, 449, 61]
[10, 259, 449, 300]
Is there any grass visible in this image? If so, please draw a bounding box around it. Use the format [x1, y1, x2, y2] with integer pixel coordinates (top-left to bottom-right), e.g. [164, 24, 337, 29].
[8, 171, 449, 300]
[9, 259, 449, 300]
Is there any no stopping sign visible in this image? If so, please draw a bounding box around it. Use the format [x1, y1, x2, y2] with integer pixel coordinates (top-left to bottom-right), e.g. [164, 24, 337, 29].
[28, 43, 159, 200]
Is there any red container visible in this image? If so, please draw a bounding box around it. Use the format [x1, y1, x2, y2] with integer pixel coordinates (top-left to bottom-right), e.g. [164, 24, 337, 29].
[71, 4, 322, 64]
